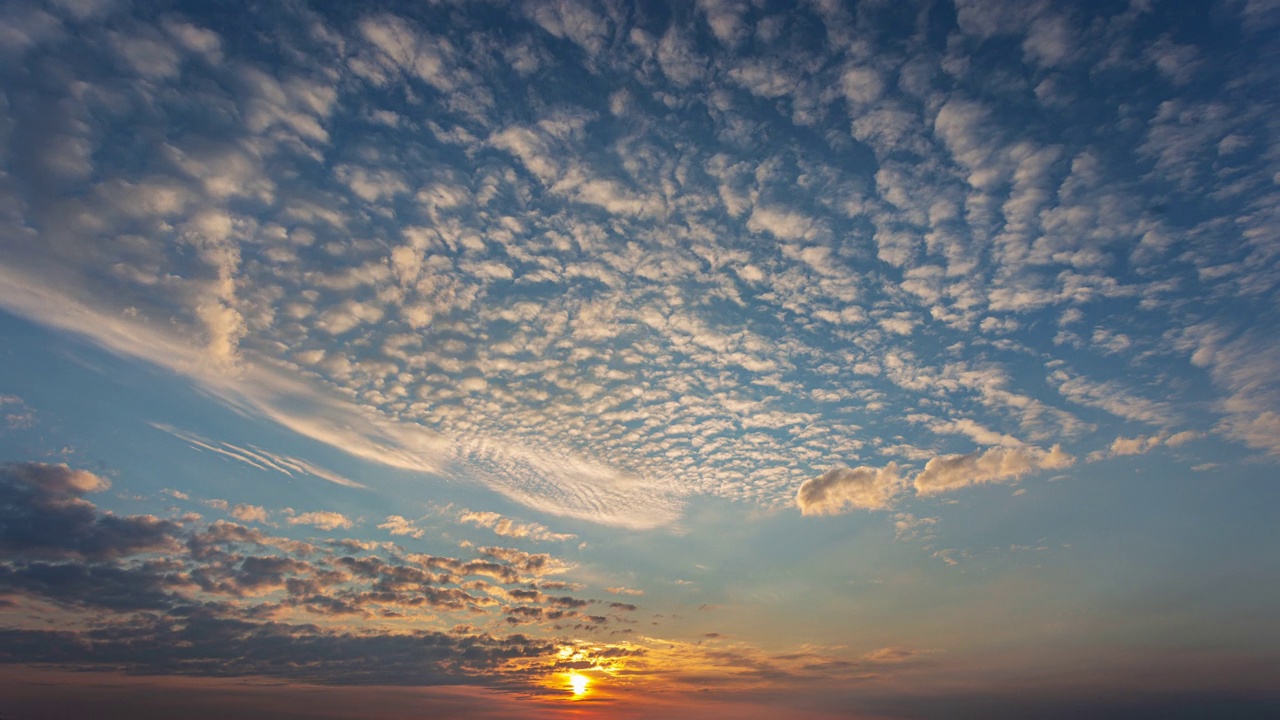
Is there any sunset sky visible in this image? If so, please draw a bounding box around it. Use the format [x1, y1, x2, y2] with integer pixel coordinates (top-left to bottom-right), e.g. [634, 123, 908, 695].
[1, 0, 1278, 717]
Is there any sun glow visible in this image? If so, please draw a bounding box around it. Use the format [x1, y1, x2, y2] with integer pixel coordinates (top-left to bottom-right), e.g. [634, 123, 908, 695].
[569, 673, 589, 696]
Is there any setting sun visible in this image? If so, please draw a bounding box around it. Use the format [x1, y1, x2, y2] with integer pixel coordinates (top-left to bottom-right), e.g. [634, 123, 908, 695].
[569, 673, 589, 697]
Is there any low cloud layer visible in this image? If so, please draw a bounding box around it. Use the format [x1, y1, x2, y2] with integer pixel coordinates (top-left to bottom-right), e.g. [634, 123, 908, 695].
[0, 462, 623, 685]
[1, 462, 181, 560]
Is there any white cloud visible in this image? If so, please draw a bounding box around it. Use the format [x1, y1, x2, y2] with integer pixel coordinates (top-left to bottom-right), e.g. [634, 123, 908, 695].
[524, 0, 613, 59]
[230, 504, 269, 523]
[150, 424, 363, 489]
[356, 14, 458, 92]
[916, 416, 1024, 448]
[840, 65, 884, 105]
[796, 464, 904, 515]
[335, 165, 408, 203]
[914, 445, 1074, 496]
[1050, 370, 1175, 427]
[1089, 429, 1203, 461]
[747, 206, 817, 241]
[1178, 325, 1280, 456]
[893, 512, 938, 542]
[458, 510, 576, 543]
[656, 26, 705, 86]
[697, 0, 749, 47]
[727, 59, 797, 100]
[377, 515, 424, 539]
[287, 511, 353, 531]
[4, 0, 1273, 543]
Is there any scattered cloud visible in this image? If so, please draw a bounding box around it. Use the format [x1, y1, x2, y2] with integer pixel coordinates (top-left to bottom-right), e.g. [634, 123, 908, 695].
[458, 510, 576, 543]
[1088, 430, 1203, 461]
[286, 511, 353, 531]
[893, 513, 939, 542]
[378, 515, 425, 539]
[797, 444, 1076, 514]
[796, 464, 905, 515]
[230, 504, 269, 524]
[0, 395, 35, 430]
[914, 446, 1074, 496]
[0, 461, 647, 687]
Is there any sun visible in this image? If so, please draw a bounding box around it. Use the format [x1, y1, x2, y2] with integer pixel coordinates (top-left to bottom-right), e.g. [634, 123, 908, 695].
[569, 672, 589, 696]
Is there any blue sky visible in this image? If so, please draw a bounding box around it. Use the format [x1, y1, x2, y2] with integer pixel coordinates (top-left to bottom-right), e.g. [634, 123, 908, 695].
[1, 0, 1278, 717]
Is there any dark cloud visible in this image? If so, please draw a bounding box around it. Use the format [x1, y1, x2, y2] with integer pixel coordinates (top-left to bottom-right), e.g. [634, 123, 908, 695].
[0, 462, 182, 559]
[0, 461, 607, 688]
[0, 613, 556, 686]
[0, 560, 186, 611]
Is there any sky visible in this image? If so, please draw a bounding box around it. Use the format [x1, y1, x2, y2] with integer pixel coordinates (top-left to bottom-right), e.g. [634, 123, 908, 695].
[1, 0, 1278, 717]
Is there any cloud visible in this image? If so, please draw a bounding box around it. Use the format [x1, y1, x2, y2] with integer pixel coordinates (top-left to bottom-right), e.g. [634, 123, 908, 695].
[0, 616, 557, 687]
[1, 394, 35, 430]
[377, 515, 424, 539]
[1090, 430, 1201, 461]
[1109, 434, 1163, 457]
[286, 511, 353, 531]
[2, 0, 1276, 549]
[524, 0, 614, 60]
[914, 416, 1025, 448]
[1178, 325, 1280, 457]
[457, 510, 576, 543]
[747, 206, 818, 242]
[1049, 370, 1175, 427]
[0, 462, 180, 560]
[797, 444, 1076, 514]
[230, 504, 269, 524]
[892, 513, 938, 542]
[0, 260, 679, 527]
[151, 424, 364, 489]
[697, 0, 749, 47]
[478, 547, 574, 577]
[796, 463, 905, 515]
[914, 446, 1074, 496]
[0, 466, 632, 686]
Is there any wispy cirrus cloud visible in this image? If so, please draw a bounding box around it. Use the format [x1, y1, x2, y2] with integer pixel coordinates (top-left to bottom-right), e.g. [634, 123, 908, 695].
[151, 424, 363, 489]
